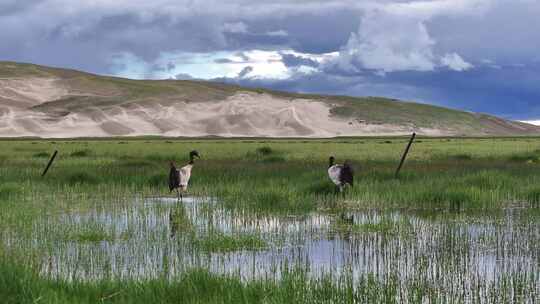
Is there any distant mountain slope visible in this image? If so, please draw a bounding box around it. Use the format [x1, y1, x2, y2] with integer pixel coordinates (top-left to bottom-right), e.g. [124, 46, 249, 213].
[1, 61, 538, 138]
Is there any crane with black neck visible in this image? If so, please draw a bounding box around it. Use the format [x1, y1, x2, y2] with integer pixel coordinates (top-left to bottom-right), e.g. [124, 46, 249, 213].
[169, 150, 200, 202]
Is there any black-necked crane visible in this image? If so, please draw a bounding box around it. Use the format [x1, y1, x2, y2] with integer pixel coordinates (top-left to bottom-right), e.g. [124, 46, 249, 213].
[328, 156, 354, 193]
[169, 150, 200, 201]
[328, 156, 355, 225]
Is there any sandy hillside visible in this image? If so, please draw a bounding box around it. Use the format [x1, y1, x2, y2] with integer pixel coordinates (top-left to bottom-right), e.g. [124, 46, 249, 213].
[0, 89, 433, 138]
[1, 62, 539, 138]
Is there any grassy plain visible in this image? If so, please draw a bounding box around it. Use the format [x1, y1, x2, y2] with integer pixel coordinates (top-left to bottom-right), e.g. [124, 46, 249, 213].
[0, 137, 539, 303]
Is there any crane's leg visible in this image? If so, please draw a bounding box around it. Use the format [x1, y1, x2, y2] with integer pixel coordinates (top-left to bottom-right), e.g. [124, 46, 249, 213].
[338, 184, 347, 198]
[169, 210, 176, 238]
[176, 188, 180, 201]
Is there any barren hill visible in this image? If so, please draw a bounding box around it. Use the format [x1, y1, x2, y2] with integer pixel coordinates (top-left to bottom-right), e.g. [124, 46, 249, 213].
[1, 61, 538, 138]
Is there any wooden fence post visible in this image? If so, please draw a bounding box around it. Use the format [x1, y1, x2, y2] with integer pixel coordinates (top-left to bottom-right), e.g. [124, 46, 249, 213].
[41, 150, 58, 177]
[395, 133, 416, 178]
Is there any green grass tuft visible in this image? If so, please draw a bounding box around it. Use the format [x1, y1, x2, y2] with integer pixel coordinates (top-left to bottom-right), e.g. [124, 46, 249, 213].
[259, 155, 286, 163]
[68, 229, 113, 243]
[65, 172, 98, 185]
[256, 146, 274, 155]
[32, 152, 50, 158]
[508, 152, 539, 163]
[451, 153, 473, 160]
[70, 149, 92, 157]
[194, 232, 266, 252]
[526, 188, 540, 205]
[148, 173, 166, 187]
[0, 183, 23, 200]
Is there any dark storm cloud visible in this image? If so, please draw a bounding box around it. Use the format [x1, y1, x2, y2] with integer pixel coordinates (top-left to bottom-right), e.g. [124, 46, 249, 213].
[175, 73, 196, 80]
[0, 0, 363, 75]
[213, 71, 363, 97]
[48, 13, 227, 61]
[378, 64, 540, 119]
[224, 31, 290, 50]
[428, 1, 540, 65]
[0, 0, 44, 16]
[151, 62, 177, 72]
[280, 53, 319, 68]
[213, 62, 540, 120]
[214, 58, 234, 64]
[235, 52, 250, 62]
[3, 0, 540, 119]
[237, 66, 254, 78]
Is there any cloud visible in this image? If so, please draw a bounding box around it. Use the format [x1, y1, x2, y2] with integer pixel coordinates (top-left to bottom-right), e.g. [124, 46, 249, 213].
[520, 120, 540, 126]
[338, 9, 436, 73]
[2, 0, 540, 120]
[174, 73, 195, 80]
[441, 53, 473, 71]
[266, 30, 288, 37]
[238, 66, 254, 78]
[214, 59, 540, 120]
[167, 62, 176, 71]
[235, 52, 251, 62]
[214, 58, 235, 64]
[280, 53, 319, 68]
[0, 0, 44, 16]
[0, 0, 364, 74]
[222, 22, 248, 33]
[333, 0, 487, 74]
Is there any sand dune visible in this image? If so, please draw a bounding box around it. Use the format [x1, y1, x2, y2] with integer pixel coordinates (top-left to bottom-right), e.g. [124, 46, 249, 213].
[0, 78, 68, 107]
[1, 64, 538, 138]
[0, 87, 435, 138]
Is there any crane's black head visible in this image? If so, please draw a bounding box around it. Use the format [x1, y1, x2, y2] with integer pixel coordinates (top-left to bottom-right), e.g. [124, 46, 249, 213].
[189, 150, 200, 160]
[329, 156, 335, 167]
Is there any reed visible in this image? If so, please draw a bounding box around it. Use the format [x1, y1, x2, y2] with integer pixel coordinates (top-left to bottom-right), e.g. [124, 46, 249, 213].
[0, 137, 539, 303]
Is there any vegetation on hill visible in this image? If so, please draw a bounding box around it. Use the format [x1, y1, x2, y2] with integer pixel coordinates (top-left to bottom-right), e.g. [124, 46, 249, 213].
[2, 61, 538, 136]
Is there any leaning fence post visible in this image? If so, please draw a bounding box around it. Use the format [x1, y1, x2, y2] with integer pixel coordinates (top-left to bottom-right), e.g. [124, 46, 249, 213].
[395, 133, 416, 178]
[41, 150, 58, 177]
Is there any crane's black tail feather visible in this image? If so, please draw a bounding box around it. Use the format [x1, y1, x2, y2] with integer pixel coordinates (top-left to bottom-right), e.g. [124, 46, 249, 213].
[169, 166, 180, 192]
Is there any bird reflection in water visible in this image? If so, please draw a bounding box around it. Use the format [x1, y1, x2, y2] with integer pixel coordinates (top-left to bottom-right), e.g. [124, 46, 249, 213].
[169, 204, 192, 238]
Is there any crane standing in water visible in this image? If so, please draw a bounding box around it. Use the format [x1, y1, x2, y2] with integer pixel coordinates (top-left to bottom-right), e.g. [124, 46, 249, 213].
[327, 156, 354, 193]
[169, 150, 200, 202]
[328, 155, 355, 224]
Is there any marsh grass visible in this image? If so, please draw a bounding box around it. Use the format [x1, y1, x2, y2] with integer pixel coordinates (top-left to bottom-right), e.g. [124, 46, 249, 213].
[33, 152, 51, 158]
[255, 146, 273, 155]
[246, 146, 287, 163]
[507, 151, 540, 163]
[65, 172, 98, 185]
[116, 159, 157, 168]
[0, 255, 398, 304]
[1, 138, 540, 302]
[192, 232, 267, 252]
[67, 227, 113, 243]
[70, 149, 92, 157]
[147, 173, 167, 187]
[2, 248, 535, 304]
[450, 153, 473, 160]
[170, 206, 194, 234]
[332, 214, 413, 236]
[0, 183, 23, 200]
[525, 188, 540, 206]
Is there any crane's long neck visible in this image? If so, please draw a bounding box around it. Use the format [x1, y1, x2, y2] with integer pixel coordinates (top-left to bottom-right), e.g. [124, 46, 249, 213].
[189, 156, 195, 165]
[328, 157, 334, 168]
